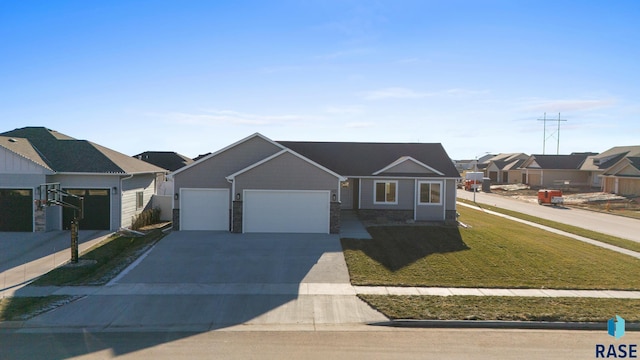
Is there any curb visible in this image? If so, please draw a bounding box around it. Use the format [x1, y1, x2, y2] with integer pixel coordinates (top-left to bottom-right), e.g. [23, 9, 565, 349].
[371, 319, 640, 331]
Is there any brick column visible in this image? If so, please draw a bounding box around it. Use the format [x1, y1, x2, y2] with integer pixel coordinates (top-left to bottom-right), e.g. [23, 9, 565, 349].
[232, 201, 243, 233]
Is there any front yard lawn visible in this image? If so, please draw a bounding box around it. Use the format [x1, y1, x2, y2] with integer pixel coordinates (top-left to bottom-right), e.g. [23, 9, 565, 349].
[359, 295, 640, 322]
[457, 198, 640, 253]
[341, 206, 640, 290]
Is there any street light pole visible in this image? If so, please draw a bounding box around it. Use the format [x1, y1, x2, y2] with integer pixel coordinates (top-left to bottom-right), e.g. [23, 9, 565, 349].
[473, 156, 478, 203]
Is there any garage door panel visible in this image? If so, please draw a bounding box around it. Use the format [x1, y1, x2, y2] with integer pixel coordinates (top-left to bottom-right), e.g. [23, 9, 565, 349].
[0, 189, 33, 232]
[180, 189, 229, 231]
[63, 189, 110, 231]
[244, 190, 329, 233]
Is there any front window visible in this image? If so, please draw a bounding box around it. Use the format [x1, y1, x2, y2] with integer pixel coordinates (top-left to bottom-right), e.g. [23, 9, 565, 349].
[136, 191, 144, 210]
[374, 181, 398, 204]
[419, 181, 442, 205]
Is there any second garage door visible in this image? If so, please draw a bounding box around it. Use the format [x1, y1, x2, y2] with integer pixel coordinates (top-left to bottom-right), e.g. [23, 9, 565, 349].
[243, 190, 330, 233]
[180, 188, 229, 230]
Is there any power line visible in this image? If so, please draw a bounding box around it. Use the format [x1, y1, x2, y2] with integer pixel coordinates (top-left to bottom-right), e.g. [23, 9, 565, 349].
[537, 112, 567, 154]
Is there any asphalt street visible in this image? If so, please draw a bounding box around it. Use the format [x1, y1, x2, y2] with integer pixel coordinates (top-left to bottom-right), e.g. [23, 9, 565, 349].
[2, 328, 638, 360]
[457, 190, 640, 242]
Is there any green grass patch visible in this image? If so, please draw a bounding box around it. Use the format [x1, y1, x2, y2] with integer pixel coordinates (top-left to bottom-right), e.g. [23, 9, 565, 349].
[458, 198, 640, 253]
[341, 206, 640, 289]
[0, 296, 73, 321]
[30, 229, 165, 286]
[359, 295, 640, 322]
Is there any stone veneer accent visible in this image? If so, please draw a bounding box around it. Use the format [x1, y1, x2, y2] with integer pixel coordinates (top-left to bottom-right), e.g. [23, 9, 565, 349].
[172, 208, 180, 231]
[34, 207, 46, 232]
[232, 201, 243, 233]
[330, 201, 340, 234]
[356, 209, 414, 224]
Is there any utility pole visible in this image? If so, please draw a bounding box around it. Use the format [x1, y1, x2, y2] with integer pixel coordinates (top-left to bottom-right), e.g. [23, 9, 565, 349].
[537, 113, 567, 154]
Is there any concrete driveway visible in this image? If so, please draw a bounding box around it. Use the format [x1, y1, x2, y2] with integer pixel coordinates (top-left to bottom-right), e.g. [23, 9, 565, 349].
[0, 230, 111, 295]
[23, 231, 386, 331]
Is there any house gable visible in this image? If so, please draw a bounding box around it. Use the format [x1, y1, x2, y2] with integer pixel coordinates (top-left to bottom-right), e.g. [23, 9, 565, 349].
[603, 157, 640, 177]
[373, 156, 444, 176]
[228, 150, 343, 194]
[0, 137, 52, 174]
[171, 133, 285, 194]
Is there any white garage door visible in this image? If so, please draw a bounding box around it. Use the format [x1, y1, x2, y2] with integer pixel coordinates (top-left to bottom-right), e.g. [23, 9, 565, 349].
[180, 188, 229, 230]
[244, 190, 330, 233]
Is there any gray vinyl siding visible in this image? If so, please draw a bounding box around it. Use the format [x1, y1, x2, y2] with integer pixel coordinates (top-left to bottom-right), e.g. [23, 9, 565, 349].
[380, 160, 434, 174]
[121, 173, 156, 229]
[359, 178, 414, 210]
[525, 170, 589, 188]
[173, 136, 282, 208]
[445, 179, 456, 211]
[0, 173, 47, 188]
[415, 179, 450, 221]
[234, 152, 339, 196]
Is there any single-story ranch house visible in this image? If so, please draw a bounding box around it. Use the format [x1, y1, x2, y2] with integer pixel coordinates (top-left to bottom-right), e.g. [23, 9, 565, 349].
[170, 133, 460, 234]
[0, 127, 166, 232]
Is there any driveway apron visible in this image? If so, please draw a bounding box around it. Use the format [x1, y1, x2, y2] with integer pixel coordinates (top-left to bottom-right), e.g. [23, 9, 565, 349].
[23, 231, 386, 330]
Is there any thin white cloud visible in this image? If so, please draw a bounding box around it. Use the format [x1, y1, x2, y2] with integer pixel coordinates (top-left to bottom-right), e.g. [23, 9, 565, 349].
[361, 87, 487, 100]
[362, 87, 431, 100]
[523, 99, 616, 112]
[325, 105, 365, 115]
[158, 110, 314, 126]
[345, 122, 374, 129]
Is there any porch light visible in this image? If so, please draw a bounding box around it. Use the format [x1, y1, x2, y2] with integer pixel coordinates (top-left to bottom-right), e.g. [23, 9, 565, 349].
[174, 193, 179, 200]
[236, 193, 241, 200]
[332, 193, 337, 202]
[112, 186, 118, 195]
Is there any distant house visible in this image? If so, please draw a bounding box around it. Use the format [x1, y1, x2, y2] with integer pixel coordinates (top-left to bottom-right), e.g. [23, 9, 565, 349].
[580, 146, 640, 194]
[134, 151, 193, 172]
[170, 133, 460, 234]
[520, 153, 595, 188]
[580, 146, 640, 196]
[0, 127, 166, 232]
[483, 153, 529, 183]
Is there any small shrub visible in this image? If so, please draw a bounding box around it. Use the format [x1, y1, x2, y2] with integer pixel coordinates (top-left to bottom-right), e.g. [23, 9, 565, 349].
[131, 207, 161, 230]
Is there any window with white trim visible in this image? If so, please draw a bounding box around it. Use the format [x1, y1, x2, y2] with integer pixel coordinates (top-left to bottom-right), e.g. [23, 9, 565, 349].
[374, 181, 398, 204]
[418, 181, 442, 205]
[136, 191, 144, 210]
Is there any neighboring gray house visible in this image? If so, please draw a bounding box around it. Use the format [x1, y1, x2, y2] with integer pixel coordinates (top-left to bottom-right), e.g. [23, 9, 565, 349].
[170, 133, 460, 234]
[0, 127, 166, 232]
[520, 153, 595, 188]
[580, 146, 640, 193]
[134, 151, 193, 172]
[483, 153, 529, 183]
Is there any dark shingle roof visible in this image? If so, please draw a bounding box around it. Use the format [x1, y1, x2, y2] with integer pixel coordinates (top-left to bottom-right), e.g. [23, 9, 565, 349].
[277, 141, 460, 178]
[527, 154, 589, 170]
[134, 151, 194, 171]
[1, 127, 165, 174]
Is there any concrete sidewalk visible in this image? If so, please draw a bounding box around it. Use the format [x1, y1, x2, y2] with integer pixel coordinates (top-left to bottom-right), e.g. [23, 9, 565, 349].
[8, 283, 640, 299]
[1, 231, 112, 297]
[458, 202, 640, 260]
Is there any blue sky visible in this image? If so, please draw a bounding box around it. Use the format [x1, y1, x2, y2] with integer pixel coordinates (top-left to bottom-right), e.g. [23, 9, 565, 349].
[1, 1, 639, 160]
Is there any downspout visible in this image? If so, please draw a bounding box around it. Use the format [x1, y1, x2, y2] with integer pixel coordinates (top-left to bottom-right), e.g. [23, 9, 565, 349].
[227, 177, 235, 232]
